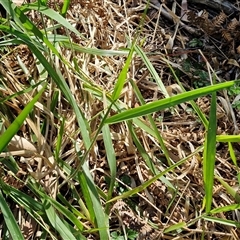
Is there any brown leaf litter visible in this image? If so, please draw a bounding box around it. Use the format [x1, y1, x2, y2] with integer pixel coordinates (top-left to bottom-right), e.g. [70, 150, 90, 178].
[1, 0, 240, 239]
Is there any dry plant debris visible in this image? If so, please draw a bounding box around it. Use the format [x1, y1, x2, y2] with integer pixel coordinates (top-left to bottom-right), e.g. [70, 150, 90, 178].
[1, 0, 240, 239]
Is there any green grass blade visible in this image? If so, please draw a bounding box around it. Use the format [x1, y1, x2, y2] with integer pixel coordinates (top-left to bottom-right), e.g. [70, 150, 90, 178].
[203, 216, 240, 228]
[105, 81, 236, 124]
[43, 200, 77, 240]
[0, 157, 19, 174]
[215, 175, 240, 203]
[1, 182, 58, 238]
[0, 24, 43, 51]
[20, 2, 84, 39]
[1, 2, 61, 57]
[46, 196, 84, 232]
[61, 0, 71, 17]
[39, 0, 47, 5]
[50, 89, 59, 113]
[134, 44, 169, 98]
[227, 142, 240, 185]
[127, 121, 175, 190]
[77, 171, 95, 223]
[216, 135, 240, 142]
[102, 121, 116, 211]
[228, 142, 237, 166]
[61, 42, 129, 56]
[163, 222, 186, 234]
[203, 92, 217, 213]
[78, 168, 109, 239]
[0, 83, 46, 153]
[71, 186, 92, 221]
[57, 193, 87, 220]
[0, 189, 24, 240]
[210, 203, 240, 214]
[54, 117, 65, 160]
[130, 78, 171, 166]
[112, 43, 135, 101]
[3, 186, 43, 212]
[107, 146, 203, 203]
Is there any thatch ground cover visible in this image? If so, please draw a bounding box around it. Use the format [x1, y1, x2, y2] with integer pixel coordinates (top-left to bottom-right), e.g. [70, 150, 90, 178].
[1, 0, 240, 239]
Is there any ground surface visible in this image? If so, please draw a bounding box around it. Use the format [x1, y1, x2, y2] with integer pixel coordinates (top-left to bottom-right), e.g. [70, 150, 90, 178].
[1, 0, 240, 239]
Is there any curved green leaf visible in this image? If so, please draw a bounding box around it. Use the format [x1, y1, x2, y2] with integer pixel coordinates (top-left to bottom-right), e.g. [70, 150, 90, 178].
[0, 190, 24, 240]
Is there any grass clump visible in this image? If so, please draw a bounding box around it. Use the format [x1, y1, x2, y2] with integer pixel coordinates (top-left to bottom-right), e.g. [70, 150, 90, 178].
[0, 0, 240, 239]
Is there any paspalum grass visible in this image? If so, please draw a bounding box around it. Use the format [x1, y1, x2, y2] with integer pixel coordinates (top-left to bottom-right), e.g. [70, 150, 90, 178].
[0, 1, 240, 239]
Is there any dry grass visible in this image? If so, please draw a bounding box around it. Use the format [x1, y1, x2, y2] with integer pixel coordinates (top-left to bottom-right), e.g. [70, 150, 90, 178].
[1, 0, 240, 239]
